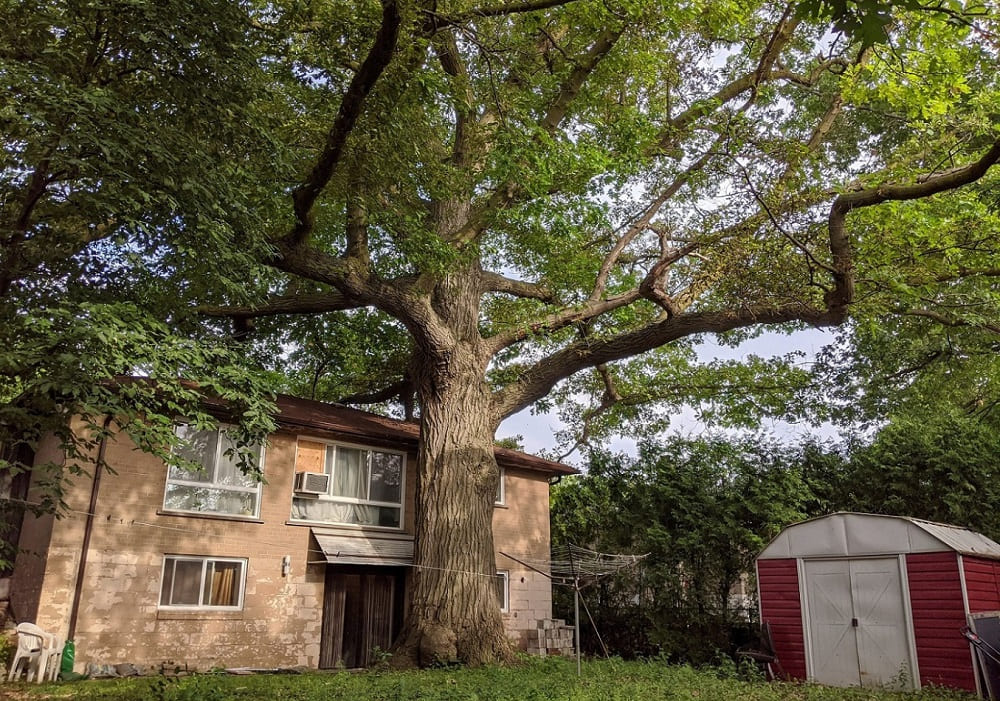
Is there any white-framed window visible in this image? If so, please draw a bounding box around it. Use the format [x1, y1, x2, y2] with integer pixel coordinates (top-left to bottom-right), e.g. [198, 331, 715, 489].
[290, 440, 404, 529]
[495, 466, 505, 506]
[159, 555, 247, 610]
[495, 570, 509, 612]
[163, 424, 263, 518]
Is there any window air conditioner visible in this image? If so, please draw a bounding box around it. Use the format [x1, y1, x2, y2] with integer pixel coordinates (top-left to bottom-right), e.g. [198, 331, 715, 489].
[293, 471, 330, 496]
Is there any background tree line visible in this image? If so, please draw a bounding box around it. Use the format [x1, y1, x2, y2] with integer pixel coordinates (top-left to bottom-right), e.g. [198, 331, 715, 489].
[550, 405, 1000, 664]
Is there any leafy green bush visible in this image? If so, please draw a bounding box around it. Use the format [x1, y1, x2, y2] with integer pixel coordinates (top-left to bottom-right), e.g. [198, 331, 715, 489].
[0, 631, 13, 671]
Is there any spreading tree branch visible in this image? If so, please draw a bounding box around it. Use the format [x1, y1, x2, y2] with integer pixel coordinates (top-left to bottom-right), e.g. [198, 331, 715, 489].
[493, 53, 853, 349]
[345, 179, 372, 267]
[486, 291, 642, 354]
[448, 27, 624, 246]
[480, 271, 557, 302]
[897, 308, 1000, 335]
[493, 303, 829, 419]
[493, 137, 1000, 420]
[446, 0, 580, 20]
[933, 268, 1000, 283]
[655, 12, 801, 153]
[590, 145, 719, 302]
[288, 1, 402, 246]
[197, 292, 360, 320]
[825, 137, 1000, 316]
[338, 379, 416, 412]
[433, 29, 475, 168]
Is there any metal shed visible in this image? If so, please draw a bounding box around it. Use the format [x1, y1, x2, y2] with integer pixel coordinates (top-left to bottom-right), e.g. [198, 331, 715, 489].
[757, 512, 1000, 692]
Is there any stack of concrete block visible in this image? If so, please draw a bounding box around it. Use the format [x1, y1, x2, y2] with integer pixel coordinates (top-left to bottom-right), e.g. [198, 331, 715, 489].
[527, 619, 574, 657]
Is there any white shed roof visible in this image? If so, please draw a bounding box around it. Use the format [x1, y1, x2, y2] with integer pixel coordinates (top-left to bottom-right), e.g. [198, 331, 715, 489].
[758, 512, 1000, 561]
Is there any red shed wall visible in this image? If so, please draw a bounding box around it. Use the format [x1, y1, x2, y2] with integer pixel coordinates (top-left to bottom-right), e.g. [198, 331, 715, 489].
[757, 558, 806, 680]
[964, 556, 1000, 612]
[906, 552, 975, 692]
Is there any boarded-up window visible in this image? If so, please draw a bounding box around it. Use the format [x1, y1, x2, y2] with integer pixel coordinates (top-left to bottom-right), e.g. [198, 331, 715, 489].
[296, 440, 326, 473]
[291, 441, 405, 529]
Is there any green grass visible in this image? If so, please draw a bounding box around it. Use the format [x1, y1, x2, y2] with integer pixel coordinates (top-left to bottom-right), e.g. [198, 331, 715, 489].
[4, 658, 975, 701]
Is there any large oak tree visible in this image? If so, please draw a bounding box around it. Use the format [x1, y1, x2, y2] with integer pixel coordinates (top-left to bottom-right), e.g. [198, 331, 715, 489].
[221, 0, 1000, 665]
[7, 0, 1000, 666]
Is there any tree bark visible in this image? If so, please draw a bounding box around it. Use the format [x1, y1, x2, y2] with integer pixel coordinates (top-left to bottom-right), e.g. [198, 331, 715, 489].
[390, 215, 515, 665]
[392, 341, 514, 666]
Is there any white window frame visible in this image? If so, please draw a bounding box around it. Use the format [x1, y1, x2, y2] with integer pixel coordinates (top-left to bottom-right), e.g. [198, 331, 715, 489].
[290, 437, 406, 531]
[158, 555, 247, 610]
[496, 570, 510, 612]
[495, 466, 506, 506]
[163, 424, 264, 519]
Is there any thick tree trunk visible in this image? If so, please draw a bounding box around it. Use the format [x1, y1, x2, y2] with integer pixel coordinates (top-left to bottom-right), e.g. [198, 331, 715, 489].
[393, 345, 515, 666]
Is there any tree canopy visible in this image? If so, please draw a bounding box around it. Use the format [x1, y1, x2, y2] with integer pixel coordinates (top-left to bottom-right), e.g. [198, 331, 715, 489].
[1, 0, 280, 497]
[4, 0, 999, 666]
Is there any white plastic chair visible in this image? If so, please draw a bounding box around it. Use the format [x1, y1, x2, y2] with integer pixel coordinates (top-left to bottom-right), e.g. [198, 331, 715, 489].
[7, 623, 46, 682]
[44, 635, 65, 682]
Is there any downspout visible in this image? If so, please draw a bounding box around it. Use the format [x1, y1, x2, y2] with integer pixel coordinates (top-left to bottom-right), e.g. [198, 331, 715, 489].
[67, 415, 113, 641]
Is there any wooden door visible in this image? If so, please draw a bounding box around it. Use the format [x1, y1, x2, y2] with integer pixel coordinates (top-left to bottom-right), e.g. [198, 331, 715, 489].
[319, 570, 346, 669]
[320, 568, 401, 669]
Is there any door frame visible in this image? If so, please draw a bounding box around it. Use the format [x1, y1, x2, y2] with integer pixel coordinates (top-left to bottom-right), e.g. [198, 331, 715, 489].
[798, 555, 921, 690]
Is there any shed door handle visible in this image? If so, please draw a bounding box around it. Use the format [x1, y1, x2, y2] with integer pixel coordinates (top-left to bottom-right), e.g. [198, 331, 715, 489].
[851, 618, 858, 627]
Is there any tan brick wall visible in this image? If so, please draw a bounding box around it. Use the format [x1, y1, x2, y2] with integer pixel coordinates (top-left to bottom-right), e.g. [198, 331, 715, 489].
[11, 430, 80, 628]
[493, 467, 553, 649]
[18, 424, 554, 669]
[20, 429, 331, 670]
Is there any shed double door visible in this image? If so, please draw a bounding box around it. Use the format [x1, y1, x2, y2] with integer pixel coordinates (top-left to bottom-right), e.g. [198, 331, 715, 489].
[804, 558, 914, 689]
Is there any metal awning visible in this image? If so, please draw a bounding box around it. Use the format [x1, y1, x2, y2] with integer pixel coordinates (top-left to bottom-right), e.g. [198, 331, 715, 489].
[311, 529, 414, 566]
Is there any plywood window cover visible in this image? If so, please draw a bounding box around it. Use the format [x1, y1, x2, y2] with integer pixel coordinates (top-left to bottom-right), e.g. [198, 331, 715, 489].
[291, 436, 407, 530]
[296, 439, 327, 473]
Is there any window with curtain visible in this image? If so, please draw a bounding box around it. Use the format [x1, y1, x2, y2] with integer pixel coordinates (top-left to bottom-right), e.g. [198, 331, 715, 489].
[163, 424, 263, 518]
[290, 442, 404, 528]
[159, 556, 246, 609]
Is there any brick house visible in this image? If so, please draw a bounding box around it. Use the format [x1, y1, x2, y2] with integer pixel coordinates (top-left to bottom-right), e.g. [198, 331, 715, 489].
[6, 394, 575, 671]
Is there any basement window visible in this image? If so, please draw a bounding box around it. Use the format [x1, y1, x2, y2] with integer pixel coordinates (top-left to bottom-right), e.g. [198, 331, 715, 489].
[159, 555, 246, 610]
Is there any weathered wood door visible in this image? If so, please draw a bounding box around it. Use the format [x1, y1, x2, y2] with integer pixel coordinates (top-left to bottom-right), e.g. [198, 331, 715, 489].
[320, 567, 403, 668]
